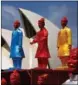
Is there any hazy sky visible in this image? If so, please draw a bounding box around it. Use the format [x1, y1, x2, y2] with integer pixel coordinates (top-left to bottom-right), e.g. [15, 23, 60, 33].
[1, 1, 77, 47]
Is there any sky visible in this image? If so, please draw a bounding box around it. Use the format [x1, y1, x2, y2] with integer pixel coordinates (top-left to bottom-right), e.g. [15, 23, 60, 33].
[1, 1, 77, 47]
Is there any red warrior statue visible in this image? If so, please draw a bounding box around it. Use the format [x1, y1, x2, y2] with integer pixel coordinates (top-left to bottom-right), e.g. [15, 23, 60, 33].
[63, 48, 78, 84]
[37, 74, 48, 85]
[30, 18, 50, 69]
[10, 70, 21, 85]
[1, 78, 7, 85]
[67, 48, 78, 70]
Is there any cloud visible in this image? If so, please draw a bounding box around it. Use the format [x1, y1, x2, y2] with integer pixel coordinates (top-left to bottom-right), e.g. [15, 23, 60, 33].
[2, 5, 18, 18]
[48, 5, 68, 24]
[2, 5, 22, 30]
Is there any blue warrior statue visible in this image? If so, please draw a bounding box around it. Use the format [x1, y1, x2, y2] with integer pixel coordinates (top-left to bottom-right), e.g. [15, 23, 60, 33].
[10, 20, 24, 69]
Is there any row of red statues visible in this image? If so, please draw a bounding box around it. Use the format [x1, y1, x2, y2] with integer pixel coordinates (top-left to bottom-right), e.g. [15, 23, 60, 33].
[1, 70, 20, 85]
[1, 70, 48, 85]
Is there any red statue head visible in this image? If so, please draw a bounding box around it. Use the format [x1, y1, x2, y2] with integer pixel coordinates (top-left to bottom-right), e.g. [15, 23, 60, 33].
[10, 70, 21, 85]
[68, 48, 78, 70]
[14, 20, 20, 29]
[38, 18, 45, 29]
[61, 16, 68, 27]
[37, 74, 48, 85]
[1, 78, 7, 85]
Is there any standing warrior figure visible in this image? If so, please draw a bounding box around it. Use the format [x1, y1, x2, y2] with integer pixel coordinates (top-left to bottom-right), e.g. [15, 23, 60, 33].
[30, 18, 50, 69]
[57, 17, 72, 67]
[10, 20, 24, 69]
